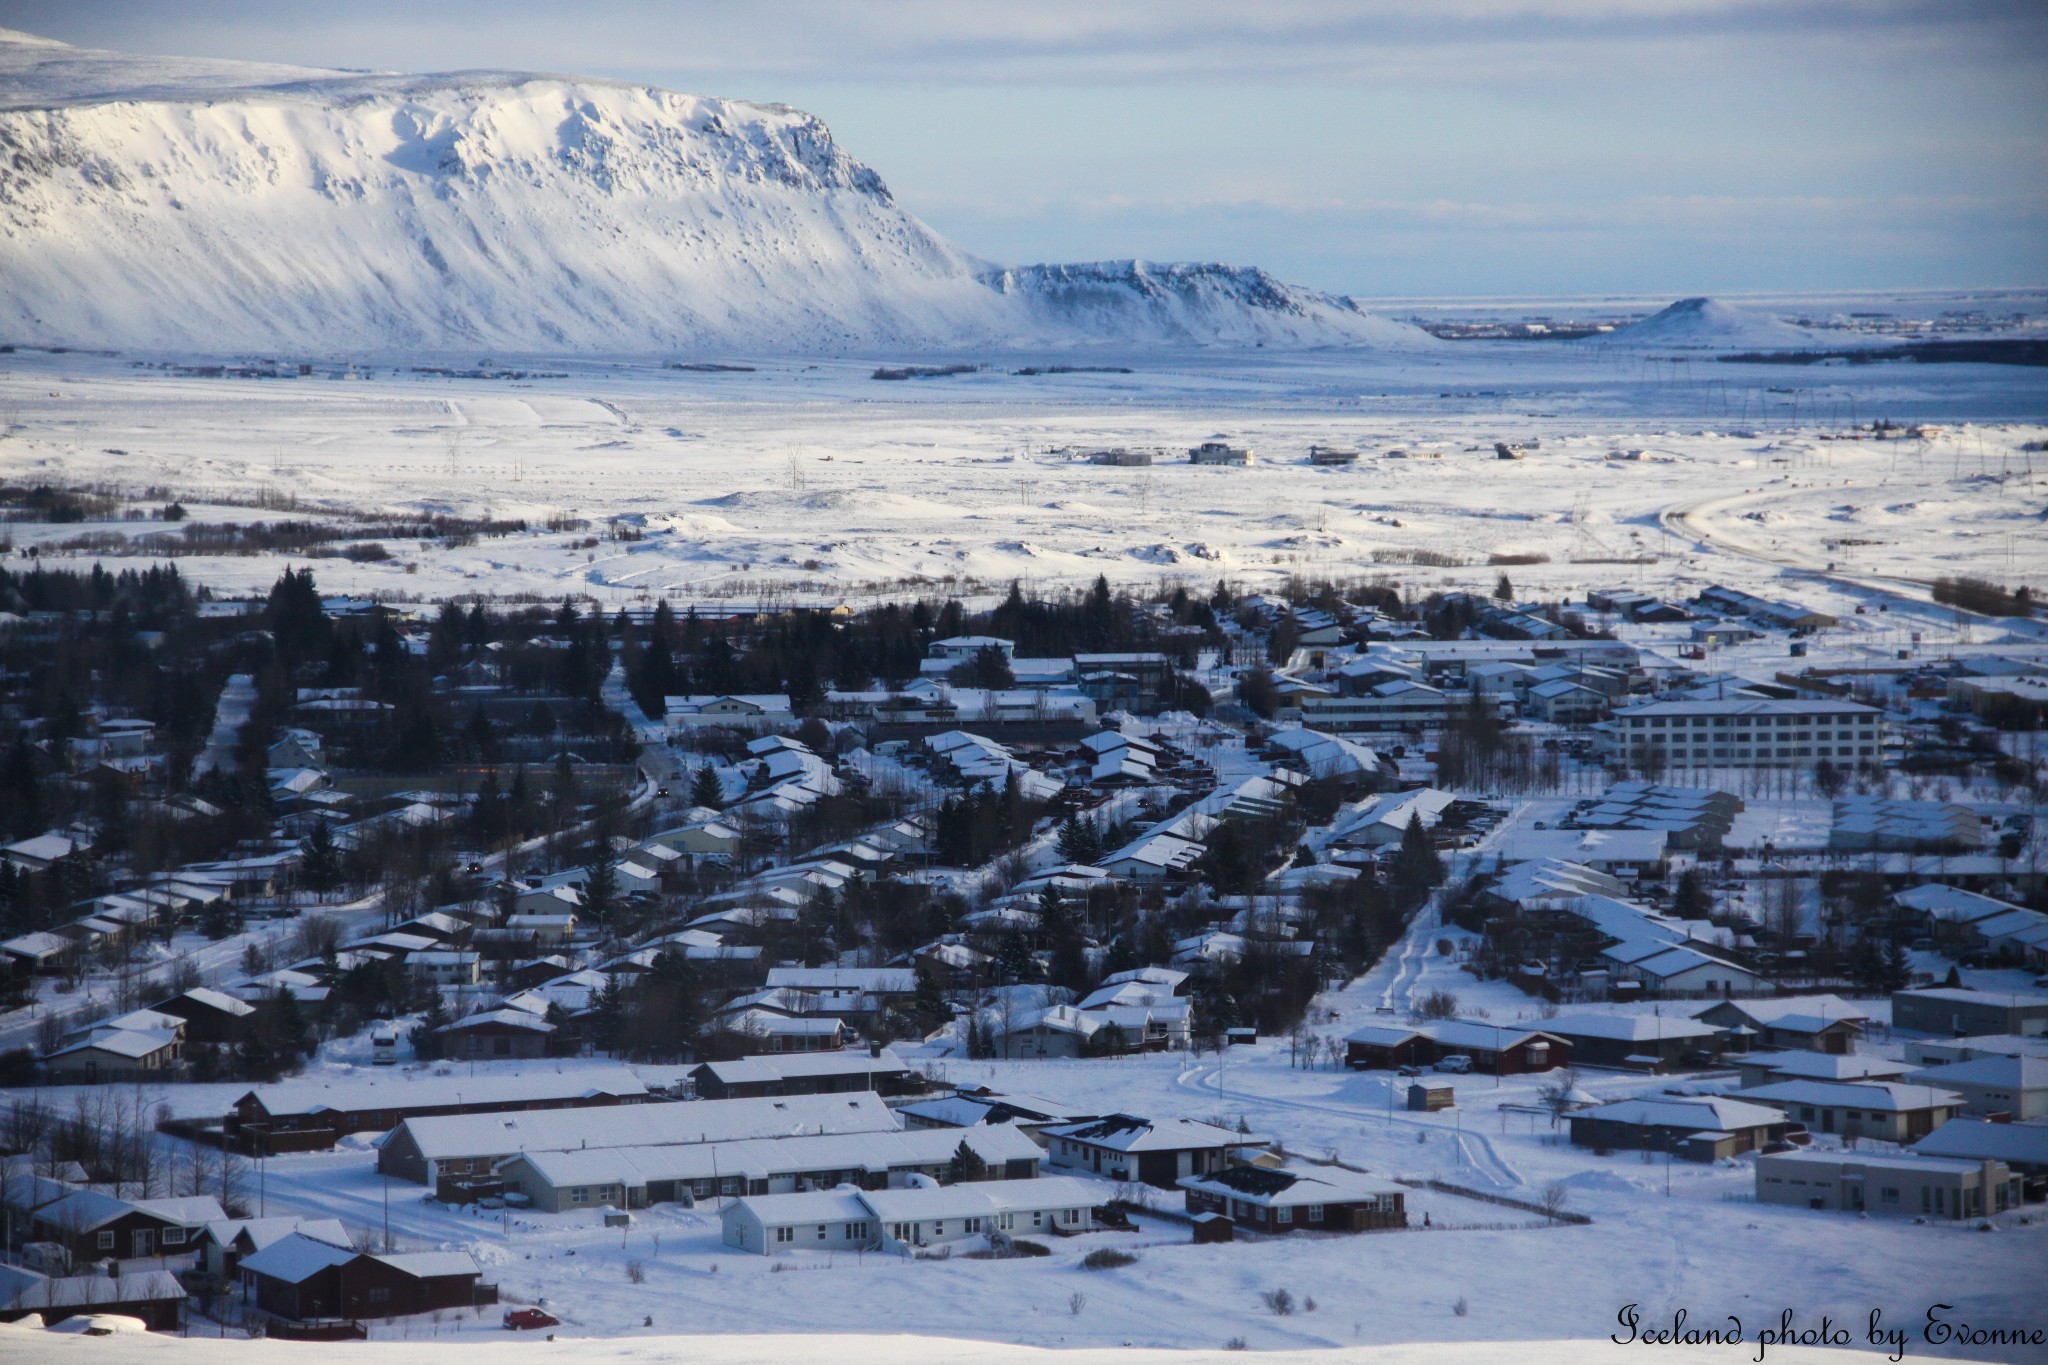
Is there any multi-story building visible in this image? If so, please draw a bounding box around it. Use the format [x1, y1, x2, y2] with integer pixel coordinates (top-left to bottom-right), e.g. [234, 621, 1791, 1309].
[1600, 698, 1883, 771]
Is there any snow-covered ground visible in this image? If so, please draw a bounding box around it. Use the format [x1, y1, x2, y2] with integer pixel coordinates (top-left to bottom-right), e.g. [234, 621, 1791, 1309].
[1, 340, 2042, 626]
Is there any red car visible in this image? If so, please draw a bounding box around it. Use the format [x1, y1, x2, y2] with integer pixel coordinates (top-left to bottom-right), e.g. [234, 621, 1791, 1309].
[504, 1309, 560, 1331]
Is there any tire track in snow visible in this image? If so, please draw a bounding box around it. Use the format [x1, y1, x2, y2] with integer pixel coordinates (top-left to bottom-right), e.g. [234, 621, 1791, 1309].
[1174, 1063, 1524, 1189]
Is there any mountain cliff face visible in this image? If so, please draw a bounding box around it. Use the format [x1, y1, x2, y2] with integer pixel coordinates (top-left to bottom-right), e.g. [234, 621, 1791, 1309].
[981, 261, 1433, 348]
[0, 30, 1427, 356]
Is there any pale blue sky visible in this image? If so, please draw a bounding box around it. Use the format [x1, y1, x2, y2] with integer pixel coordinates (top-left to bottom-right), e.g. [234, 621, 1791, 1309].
[6, 1, 2043, 297]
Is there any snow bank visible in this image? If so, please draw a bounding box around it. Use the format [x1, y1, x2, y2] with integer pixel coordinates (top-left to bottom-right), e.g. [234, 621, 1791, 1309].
[0, 1324, 1877, 1363]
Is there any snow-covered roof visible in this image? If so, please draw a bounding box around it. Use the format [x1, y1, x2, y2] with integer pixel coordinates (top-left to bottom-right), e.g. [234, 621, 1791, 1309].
[1913, 1117, 2048, 1165]
[392, 1092, 897, 1161]
[1741, 1081, 1962, 1113]
[1575, 1095, 1786, 1132]
[1737, 1051, 1911, 1082]
[1908, 1055, 2048, 1091]
[1178, 1163, 1404, 1208]
[693, 1050, 909, 1086]
[1541, 1013, 1723, 1043]
[1042, 1114, 1260, 1153]
[239, 1066, 647, 1118]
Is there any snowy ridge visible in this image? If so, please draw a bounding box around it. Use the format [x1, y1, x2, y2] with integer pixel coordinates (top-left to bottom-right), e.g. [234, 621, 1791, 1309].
[982, 260, 1437, 349]
[0, 30, 1428, 356]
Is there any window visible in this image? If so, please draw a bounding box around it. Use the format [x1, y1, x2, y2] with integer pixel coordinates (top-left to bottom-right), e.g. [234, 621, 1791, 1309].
[97, 1232, 115, 1250]
[571, 1188, 589, 1204]
[933, 1222, 944, 1236]
[964, 1217, 981, 1233]
[776, 1226, 794, 1243]
[367, 1287, 390, 1305]
[845, 1223, 867, 1239]
[162, 1227, 186, 1245]
[1880, 1187, 1899, 1205]
[1275, 1206, 1293, 1224]
[817, 1225, 827, 1240]
[1308, 1204, 1324, 1222]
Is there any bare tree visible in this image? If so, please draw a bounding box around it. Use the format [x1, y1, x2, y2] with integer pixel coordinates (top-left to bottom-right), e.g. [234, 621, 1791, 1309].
[1539, 1181, 1570, 1224]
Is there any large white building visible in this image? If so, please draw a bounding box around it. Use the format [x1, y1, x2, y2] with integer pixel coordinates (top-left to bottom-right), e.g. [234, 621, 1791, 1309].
[1600, 698, 1882, 771]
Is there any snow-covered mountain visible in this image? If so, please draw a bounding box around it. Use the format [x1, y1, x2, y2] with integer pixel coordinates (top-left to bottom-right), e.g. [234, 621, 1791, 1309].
[1598, 296, 1821, 350]
[0, 29, 1428, 356]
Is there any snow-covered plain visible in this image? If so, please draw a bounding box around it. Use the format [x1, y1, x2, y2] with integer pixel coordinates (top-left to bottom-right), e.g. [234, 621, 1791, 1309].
[0, 336, 2041, 630]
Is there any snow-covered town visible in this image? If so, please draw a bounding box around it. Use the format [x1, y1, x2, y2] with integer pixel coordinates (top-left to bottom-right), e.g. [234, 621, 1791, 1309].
[1, 7, 2046, 1365]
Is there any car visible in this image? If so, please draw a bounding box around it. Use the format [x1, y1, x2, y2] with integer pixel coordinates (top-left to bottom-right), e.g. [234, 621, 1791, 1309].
[1433, 1054, 1474, 1074]
[504, 1309, 560, 1331]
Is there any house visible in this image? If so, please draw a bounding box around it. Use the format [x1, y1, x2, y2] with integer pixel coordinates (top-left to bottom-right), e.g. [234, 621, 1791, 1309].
[1733, 1051, 1914, 1089]
[1040, 1115, 1264, 1188]
[29, 1190, 225, 1265]
[1538, 1013, 1725, 1069]
[1756, 1150, 2019, 1219]
[377, 1092, 899, 1185]
[1344, 1024, 1431, 1071]
[194, 1216, 350, 1281]
[409, 950, 481, 987]
[664, 695, 794, 731]
[1604, 942, 1766, 999]
[1904, 1056, 2048, 1120]
[494, 1125, 1043, 1212]
[0, 1265, 188, 1331]
[721, 1008, 847, 1053]
[1694, 996, 1868, 1054]
[151, 987, 256, 1044]
[3, 832, 82, 872]
[1902, 1033, 2048, 1068]
[1418, 1021, 1570, 1075]
[1179, 1164, 1407, 1234]
[436, 1007, 553, 1060]
[689, 1049, 914, 1101]
[226, 1067, 647, 1154]
[41, 1027, 183, 1083]
[239, 1233, 489, 1322]
[1891, 987, 2048, 1039]
[1911, 1116, 2048, 1177]
[0, 930, 74, 972]
[1329, 789, 1456, 849]
[719, 1175, 1108, 1255]
[1568, 1095, 1797, 1159]
[1189, 439, 1253, 465]
[1739, 1081, 1962, 1143]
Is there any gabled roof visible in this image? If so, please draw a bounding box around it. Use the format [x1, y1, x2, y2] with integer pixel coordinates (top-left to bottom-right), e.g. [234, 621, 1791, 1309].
[1912, 1116, 2048, 1165]
[1179, 1163, 1404, 1207]
[1741, 1080, 1962, 1113]
[1574, 1094, 1786, 1132]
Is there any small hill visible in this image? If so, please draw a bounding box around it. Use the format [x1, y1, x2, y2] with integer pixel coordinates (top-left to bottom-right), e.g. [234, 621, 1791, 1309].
[1600, 297, 1821, 350]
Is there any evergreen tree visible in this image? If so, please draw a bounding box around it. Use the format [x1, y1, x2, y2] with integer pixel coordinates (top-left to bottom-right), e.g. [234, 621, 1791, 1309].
[948, 1140, 988, 1183]
[1392, 812, 1446, 903]
[592, 973, 629, 1055]
[410, 993, 451, 1061]
[1672, 867, 1713, 919]
[1056, 815, 1102, 866]
[582, 850, 621, 931]
[913, 962, 948, 1034]
[301, 822, 342, 896]
[689, 763, 724, 810]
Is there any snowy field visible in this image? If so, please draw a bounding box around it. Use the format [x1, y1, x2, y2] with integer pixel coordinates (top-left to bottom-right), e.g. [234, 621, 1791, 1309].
[0, 333, 2043, 622]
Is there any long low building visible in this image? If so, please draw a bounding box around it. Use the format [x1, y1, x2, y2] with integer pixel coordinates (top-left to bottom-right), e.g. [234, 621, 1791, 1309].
[228, 1066, 650, 1153]
[376, 1091, 898, 1185]
[688, 1049, 913, 1100]
[1756, 1149, 2019, 1220]
[1890, 986, 2048, 1039]
[1345, 1020, 1570, 1074]
[1537, 1013, 1725, 1069]
[1568, 1094, 1797, 1159]
[720, 1175, 1110, 1254]
[495, 1124, 1044, 1212]
[1912, 1116, 2048, 1177]
[1738, 1080, 1963, 1144]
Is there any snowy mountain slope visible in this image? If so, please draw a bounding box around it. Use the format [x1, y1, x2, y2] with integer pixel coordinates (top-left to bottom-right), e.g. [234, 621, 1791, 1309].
[0, 30, 1428, 356]
[982, 261, 1437, 349]
[1597, 296, 1822, 350]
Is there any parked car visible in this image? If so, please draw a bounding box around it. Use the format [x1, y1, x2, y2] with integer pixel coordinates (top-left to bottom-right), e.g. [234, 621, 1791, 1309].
[504, 1309, 560, 1331]
[1434, 1054, 1474, 1074]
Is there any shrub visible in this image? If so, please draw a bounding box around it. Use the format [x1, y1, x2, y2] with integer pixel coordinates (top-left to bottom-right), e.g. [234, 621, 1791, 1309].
[1263, 1288, 1295, 1316]
[1082, 1248, 1138, 1270]
[1414, 989, 1460, 1021]
[1453, 1297, 1470, 1318]
[625, 1259, 645, 1284]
